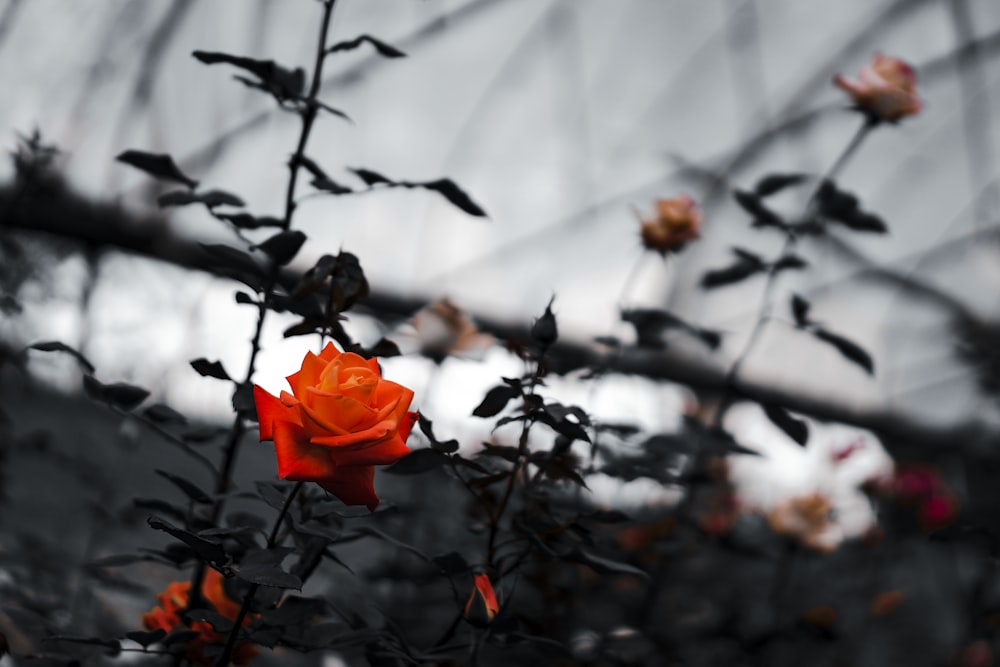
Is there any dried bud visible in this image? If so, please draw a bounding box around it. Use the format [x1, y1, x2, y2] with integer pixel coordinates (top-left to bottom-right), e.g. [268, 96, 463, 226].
[833, 53, 922, 122]
[637, 195, 702, 254]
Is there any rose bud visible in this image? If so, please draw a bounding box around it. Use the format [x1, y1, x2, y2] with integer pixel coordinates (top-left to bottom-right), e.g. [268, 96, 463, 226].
[464, 573, 500, 625]
[254, 343, 418, 511]
[637, 195, 703, 255]
[833, 53, 922, 122]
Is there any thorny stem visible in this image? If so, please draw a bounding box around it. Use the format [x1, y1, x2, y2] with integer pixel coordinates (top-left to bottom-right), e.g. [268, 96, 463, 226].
[213, 482, 303, 667]
[717, 116, 875, 423]
[485, 354, 545, 567]
[180, 0, 339, 648]
[486, 419, 530, 566]
[642, 117, 877, 637]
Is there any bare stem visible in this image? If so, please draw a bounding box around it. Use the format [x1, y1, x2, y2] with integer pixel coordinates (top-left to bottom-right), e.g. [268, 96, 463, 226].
[180, 0, 339, 645]
[716, 116, 876, 424]
[213, 482, 303, 667]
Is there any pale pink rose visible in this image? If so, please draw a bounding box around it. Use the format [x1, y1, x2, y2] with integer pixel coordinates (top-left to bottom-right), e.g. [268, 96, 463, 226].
[834, 53, 922, 122]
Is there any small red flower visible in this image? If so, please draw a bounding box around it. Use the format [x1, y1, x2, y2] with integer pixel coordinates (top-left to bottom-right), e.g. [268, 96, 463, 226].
[637, 195, 703, 254]
[834, 53, 922, 122]
[464, 573, 500, 624]
[141, 569, 258, 666]
[254, 343, 417, 511]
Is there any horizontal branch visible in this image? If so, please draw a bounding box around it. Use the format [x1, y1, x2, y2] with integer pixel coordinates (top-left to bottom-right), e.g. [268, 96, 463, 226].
[2, 180, 997, 456]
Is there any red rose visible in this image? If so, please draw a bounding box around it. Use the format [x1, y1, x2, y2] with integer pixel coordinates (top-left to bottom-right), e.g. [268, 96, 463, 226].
[254, 343, 417, 511]
[834, 53, 922, 122]
[637, 195, 703, 254]
[141, 569, 258, 666]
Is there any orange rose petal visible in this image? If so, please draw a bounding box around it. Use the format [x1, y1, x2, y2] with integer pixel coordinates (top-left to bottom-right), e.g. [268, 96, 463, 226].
[330, 432, 411, 467]
[366, 357, 380, 373]
[371, 395, 402, 423]
[253, 385, 288, 441]
[333, 351, 371, 372]
[303, 391, 376, 432]
[399, 412, 418, 442]
[318, 465, 379, 510]
[337, 377, 378, 404]
[310, 423, 392, 450]
[272, 420, 337, 482]
[286, 350, 328, 398]
[318, 341, 340, 361]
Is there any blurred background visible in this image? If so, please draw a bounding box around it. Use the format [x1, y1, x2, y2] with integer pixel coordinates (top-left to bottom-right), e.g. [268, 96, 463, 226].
[3, 0, 1000, 514]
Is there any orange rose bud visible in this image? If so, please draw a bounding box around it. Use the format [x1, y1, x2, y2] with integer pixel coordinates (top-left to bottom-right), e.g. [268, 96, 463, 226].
[833, 53, 922, 122]
[464, 573, 500, 624]
[254, 343, 418, 511]
[141, 569, 258, 666]
[637, 195, 703, 254]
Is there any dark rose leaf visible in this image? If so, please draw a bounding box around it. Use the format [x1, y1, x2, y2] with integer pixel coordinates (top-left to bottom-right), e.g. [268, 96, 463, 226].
[200, 243, 262, 274]
[311, 175, 353, 195]
[125, 629, 167, 648]
[791, 294, 811, 327]
[327, 34, 406, 58]
[472, 385, 520, 418]
[189, 358, 231, 380]
[147, 516, 229, 567]
[217, 213, 284, 229]
[234, 565, 302, 589]
[701, 260, 766, 289]
[384, 448, 450, 475]
[362, 338, 401, 359]
[256, 230, 307, 266]
[814, 329, 875, 375]
[28, 340, 95, 373]
[157, 189, 244, 209]
[315, 101, 353, 123]
[732, 189, 784, 227]
[416, 413, 460, 454]
[754, 172, 809, 197]
[192, 50, 304, 99]
[419, 178, 488, 217]
[83, 375, 150, 410]
[234, 291, 257, 306]
[349, 167, 393, 186]
[116, 150, 197, 188]
[762, 403, 809, 446]
[773, 254, 808, 271]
